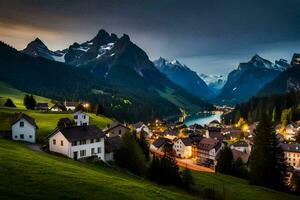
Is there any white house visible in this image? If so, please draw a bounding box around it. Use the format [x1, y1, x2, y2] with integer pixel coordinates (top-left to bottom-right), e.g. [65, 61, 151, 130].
[281, 143, 300, 170]
[64, 101, 77, 111]
[285, 123, 300, 141]
[73, 111, 89, 126]
[10, 113, 38, 143]
[197, 138, 224, 168]
[230, 140, 251, 154]
[103, 121, 130, 138]
[173, 138, 193, 158]
[48, 125, 105, 160]
[133, 122, 152, 138]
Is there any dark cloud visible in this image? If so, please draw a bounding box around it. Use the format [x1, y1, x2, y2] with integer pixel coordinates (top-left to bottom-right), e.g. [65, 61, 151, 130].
[0, 0, 300, 75]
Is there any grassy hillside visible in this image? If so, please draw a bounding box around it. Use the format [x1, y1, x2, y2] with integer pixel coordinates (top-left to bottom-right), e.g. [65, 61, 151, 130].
[0, 107, 111, 142]
[0, 139, 197, 200]
[0, 81, 52, 108]
[192, 171, 300, 200]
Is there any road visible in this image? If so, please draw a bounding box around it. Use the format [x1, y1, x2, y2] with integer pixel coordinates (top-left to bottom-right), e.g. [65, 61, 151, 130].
[150, 148, 214, 173]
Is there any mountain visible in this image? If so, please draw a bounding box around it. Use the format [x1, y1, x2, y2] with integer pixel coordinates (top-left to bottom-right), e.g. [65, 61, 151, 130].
[153, 57, 212, 99]
[199, 74, 226, 94]
[20, 30, 212, 116]
[217, 54, 291, 105]
[22, 38, 65, 62]
[257, 53, 300, 96]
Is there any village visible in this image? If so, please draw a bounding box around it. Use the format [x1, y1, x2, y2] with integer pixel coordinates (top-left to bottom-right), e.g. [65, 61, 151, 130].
[2, 99, 300, 174]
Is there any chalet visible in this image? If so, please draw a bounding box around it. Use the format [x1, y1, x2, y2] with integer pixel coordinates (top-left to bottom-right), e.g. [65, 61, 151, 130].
[10, 113, 38, 143]
[48, 125, 105, 160]
[197, 138, 224, 168]
[281, 143, 300, 170]
[173, 138, 193, 158]
[73, 111, 89, 126]
[221, 127, 242, 140]
[163, 129, 178, 140]
[285, 123, 300, 141]
[230, 140, 251, 154]
[205, 127, 224, 140]
[64, 101, 77, 111]
[49, 102, 66, 112]
[103, 121, 130, 138]
[150, 137, 168, 151]
[35, 103, 49, 111]
[133, 122, 152, 139]
[105, 136, 122, 161]
[231, 149, 250, 163]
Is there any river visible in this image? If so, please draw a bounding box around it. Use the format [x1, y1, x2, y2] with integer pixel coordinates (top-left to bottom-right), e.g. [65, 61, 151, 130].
[184, 112, 222, 126]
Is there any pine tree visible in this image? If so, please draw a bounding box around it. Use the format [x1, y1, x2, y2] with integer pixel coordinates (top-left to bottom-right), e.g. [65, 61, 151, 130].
[181, 168, 194, 190]
[216, 146, 234, 175]
[95, 104, 103, 115]
[249, 115, 287, 190]
[4, 98, 16, 107]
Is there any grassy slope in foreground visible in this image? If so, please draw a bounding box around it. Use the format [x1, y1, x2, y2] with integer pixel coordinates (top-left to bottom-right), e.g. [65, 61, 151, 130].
[0, 107, 112, 141]
[0, 139, 196, 200]
[192, 171, 300, 200]
[0, 81, 52, 108]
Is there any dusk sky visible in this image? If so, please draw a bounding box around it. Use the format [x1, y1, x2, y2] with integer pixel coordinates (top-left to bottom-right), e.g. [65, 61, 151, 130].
[1, 0, 300, 75]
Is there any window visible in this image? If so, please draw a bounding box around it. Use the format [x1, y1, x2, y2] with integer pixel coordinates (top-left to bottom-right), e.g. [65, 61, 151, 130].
[61, 140, 64, 146]
[20, 134, 24, 139]
[74, 115, 78, 119]
[97, 147, 101, 153]
[96, 138, 100, 142]
[83, 115, 86, 119]
[80, 140, 86, 145]
[14, 136, 18, 139]
[29, 135, 32, 138]
[119, 130, 122, 135]
[20, 121, 24, 127]
[83, 123, 87, 126]
[53, 139, 56, 145]
[72, 141, 77, 146]
[80, 150, 86, 157]
[91, 148, 95, 155]
[90, 139, 94, 143]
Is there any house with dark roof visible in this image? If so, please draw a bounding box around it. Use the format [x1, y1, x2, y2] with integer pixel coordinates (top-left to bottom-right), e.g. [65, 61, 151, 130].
[10, 112, 38, 143]
[103, 121, 130, 138]
[64, 101, 77, 111]
[281, 143, 300, 170]
[197, 138, 224, 169]
[173, 137, 193, 158]
[230, 140, 251, 154]
[49, 102, 66, 112]
[105, 136, 122, 161]
[48, 125, 105, 160]
[35, 103, 49, 111]
[150, 137, 169, 151]
[132, 122, 152, 139]
[205, 127, 224, 140]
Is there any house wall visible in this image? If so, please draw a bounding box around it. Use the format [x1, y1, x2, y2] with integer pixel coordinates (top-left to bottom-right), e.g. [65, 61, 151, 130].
[71, 138, 105, 160]
[107, 126, 129, 137]
[66, 106, 76, 111]
[73, 112, 89, 126]
[284, 151, 300, 170]
[49, 131, 70, 156]
[173, 140, 192, 158]
[11, 119, 36, 143]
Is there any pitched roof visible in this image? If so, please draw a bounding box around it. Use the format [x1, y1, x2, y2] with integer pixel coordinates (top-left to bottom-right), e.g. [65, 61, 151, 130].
[133, 122, 144, 129]
[105, 136, 122, 153]
[281, 143, 300, 153]
[152, 137, 167, 148]
[53, 125, 105, 142]
[209, 120, 221, 124]
[198, 138, 221, 151]
[104, 121, 129, 133]
[179, 137, 193, 146]
[50, 102, 66, 110]
[232, 140, 249, 147]
[10, 113, 38, 128]
[65, 101, 77, 107]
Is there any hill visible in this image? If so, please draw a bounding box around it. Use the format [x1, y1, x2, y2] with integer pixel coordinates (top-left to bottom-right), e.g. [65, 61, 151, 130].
[0, 139, 197, 200]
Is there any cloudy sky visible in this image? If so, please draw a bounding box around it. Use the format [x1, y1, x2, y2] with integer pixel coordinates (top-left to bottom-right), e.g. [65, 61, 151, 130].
[0, 0, 300, 75]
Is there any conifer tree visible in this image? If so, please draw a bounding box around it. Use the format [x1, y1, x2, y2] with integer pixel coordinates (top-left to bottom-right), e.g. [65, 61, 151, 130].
[216, 146, 233, 175]
[4, 98, 16, 107]
[249, 115, 287, 190]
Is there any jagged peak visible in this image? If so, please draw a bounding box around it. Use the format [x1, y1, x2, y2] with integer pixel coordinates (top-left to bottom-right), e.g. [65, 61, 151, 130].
[170, 59, 182, 66]
[120, 34, 130, 42]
